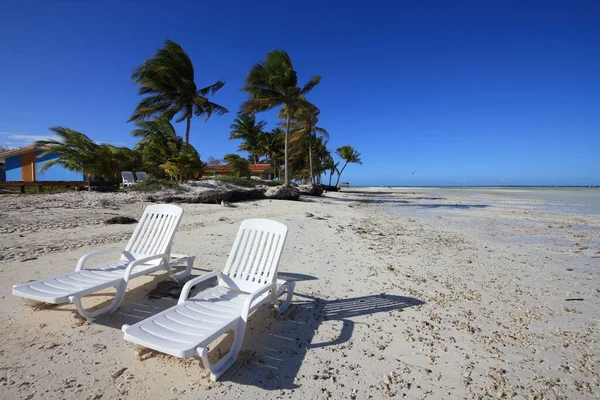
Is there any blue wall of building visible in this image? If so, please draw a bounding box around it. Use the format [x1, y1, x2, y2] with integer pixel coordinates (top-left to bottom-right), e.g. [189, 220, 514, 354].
[35, 151, 84, 181]
[5, 155, 22, 181]
[3, 151, 84, 181]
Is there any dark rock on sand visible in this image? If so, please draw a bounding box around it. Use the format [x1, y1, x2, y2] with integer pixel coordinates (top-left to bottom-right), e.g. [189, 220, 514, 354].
[321, 185, 339, 192]
[266, 186, 300, 200]
[105, 216, 137, 224]
[299, 184, 324, 197]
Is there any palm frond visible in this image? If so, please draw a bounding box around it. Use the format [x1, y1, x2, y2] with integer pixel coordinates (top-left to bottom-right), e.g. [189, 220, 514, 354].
[196, 81, 225, 96]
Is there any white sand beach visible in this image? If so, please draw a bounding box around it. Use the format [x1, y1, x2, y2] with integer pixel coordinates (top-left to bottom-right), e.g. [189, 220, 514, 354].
[1, 188, 599, 399]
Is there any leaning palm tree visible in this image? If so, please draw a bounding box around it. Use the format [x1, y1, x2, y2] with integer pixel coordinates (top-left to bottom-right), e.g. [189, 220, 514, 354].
[335, 145, 362, 187]
[312, 136, 331, 184]
[260, 128, 285, 181]
[322, 155, 339, 187]
[241, 50, 321, 186]
[229, 113, 267, 163]
[133, 118, 183, 178]
[129, 39, 228, 144]
[35, 127, 102, 182]
[286, 104, 328, 184]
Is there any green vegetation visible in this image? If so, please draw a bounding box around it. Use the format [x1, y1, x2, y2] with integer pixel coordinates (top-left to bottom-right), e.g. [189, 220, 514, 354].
[229, 114, 267, 164]
[129, 40, 228, 144]
[129, 177, 185, 192]
[223, 154, 250, 178]
[241, 50, 321, 187]
[335, 145, 363, 187]
[212, 175, 257, 188]
[36, 127, 139, 183]
[322, 156, 339, 187]
[27, 41, 362, 191]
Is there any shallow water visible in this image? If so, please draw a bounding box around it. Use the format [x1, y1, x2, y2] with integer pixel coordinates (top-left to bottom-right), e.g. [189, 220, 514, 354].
[396, 187, 600, 216]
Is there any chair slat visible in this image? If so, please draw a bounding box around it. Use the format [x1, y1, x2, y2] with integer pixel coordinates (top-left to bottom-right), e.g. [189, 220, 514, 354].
[232, 229, 257, 279]
[221, 219, 287, 289]
[245, 231, 270, 281]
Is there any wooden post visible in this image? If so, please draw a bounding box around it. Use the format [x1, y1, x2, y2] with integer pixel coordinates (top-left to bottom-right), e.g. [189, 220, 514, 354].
[20, 185, 25, 194]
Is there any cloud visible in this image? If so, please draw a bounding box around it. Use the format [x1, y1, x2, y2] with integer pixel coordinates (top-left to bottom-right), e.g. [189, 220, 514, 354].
[0, 131, 57, 147]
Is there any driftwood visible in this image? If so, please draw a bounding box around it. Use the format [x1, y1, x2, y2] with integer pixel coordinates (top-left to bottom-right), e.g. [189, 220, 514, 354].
[146, 188, 267, 204]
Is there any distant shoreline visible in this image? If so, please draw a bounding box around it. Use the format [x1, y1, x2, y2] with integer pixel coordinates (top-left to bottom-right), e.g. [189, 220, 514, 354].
[347, 185, 600, 189]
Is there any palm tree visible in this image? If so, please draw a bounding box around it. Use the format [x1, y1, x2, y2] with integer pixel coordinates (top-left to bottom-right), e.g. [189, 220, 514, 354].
[335, 145, 362, 187]
[36, 127, 143, 183]
[241, 50, 321, 186]
[260, 128, 285, 181]
[281, 104, 328, 184]
[322, 155, 339, 187]
[223, 154, 250, 177]
[129, 39, 228, 144]
[133, 118, 203, 181]
[312, 136, 331, 184]
[229, 113, 267, 163]
[36, 127, 104, 182]
[133, 118, 183, 178]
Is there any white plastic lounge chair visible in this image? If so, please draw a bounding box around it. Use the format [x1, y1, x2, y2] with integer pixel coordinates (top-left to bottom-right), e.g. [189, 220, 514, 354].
[122, 219, 294, 381]
[135, 171, 148, 182]
[121, 171, 136, 187]
[12, 204, 194, 320]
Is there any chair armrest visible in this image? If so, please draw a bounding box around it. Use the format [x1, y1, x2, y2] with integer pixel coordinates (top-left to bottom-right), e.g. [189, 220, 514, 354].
[241, 283, 275, 321]
[177, 270, 221, 304]
[122, 254, 168, 282]
[75, 247, 126, 272]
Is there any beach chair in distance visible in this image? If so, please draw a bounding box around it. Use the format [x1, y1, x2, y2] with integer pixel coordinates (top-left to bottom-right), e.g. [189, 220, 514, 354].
[135, 171, 148, 182]
[122, 219, 295, 381]
[121, 171, 136, 187]
[12, 204, 195, 320]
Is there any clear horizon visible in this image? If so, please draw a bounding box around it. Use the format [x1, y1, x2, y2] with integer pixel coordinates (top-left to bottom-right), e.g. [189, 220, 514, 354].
[0, 0, 598, 186]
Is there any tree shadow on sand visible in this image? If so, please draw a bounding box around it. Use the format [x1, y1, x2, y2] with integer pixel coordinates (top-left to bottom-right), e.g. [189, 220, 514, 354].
[226, 292, 424, 389]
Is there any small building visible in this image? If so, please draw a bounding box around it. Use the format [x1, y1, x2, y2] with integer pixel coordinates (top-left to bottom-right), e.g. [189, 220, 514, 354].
[0, 145, 84, 182]
[203, 163, 274, 180]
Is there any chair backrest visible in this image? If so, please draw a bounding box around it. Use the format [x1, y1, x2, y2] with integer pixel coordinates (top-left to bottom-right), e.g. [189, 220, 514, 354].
[220, 219, 288, 293]
[121, 171, 135, 184]
[135, 171, 148, 182]
[123, 204, 184, 262]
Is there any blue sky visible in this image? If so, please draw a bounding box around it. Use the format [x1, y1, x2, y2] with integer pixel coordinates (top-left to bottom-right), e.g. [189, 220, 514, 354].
[1, 0, 598, 186]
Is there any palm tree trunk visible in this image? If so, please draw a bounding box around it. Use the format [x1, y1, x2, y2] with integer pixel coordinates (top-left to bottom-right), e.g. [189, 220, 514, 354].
[328, 171, 333, 186]
[335, 162, 349, 187]
[308, 132, 314, 184]
[185, 115, 191, 144]
[284, 110, 291, 187]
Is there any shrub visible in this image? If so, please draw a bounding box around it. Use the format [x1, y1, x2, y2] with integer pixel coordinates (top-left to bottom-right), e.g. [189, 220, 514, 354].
[212, 175, 257, 188]
[130, 177, 186, 192]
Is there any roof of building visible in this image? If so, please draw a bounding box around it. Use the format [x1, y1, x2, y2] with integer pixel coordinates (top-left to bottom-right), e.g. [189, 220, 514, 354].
[0, 145, 42, 162]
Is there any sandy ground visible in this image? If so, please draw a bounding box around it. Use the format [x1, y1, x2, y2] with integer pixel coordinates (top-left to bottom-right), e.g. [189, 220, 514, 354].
[0, 188, 598, 399]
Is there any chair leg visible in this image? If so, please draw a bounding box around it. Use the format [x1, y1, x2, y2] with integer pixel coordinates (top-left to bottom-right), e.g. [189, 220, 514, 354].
[69, 281, 127, 321]
[170, 256, 195, 281]
[198, 319, 246, 381]
[273, 281, 295, 313]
